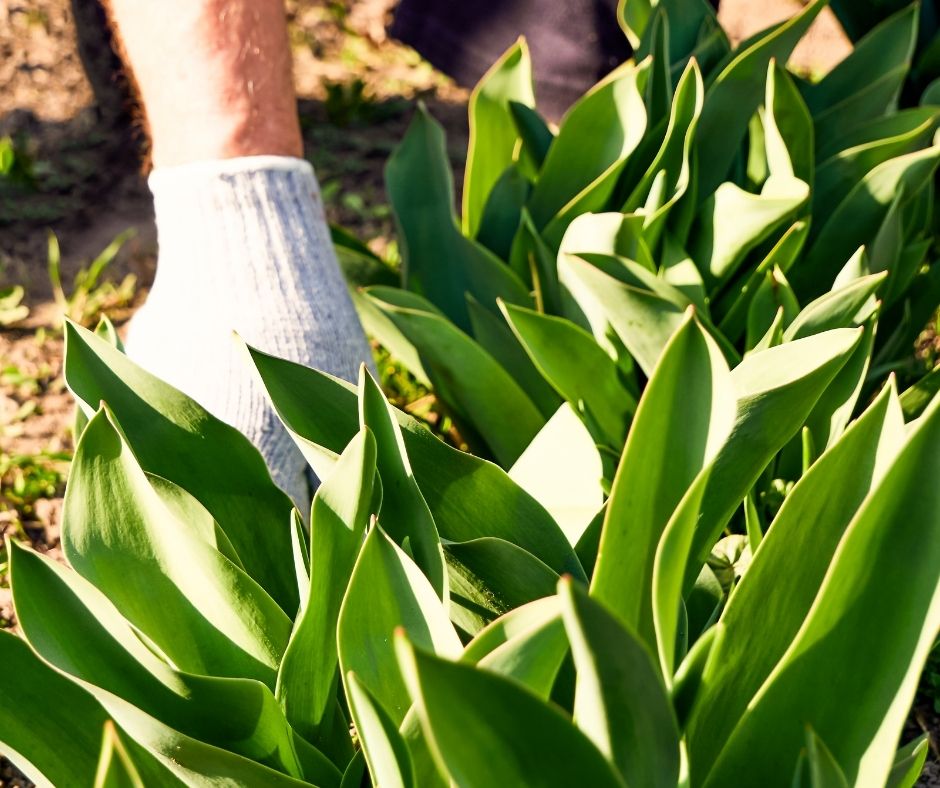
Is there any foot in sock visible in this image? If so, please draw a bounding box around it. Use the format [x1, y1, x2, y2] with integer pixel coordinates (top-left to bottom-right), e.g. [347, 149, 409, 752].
[125, 156, 372, 510]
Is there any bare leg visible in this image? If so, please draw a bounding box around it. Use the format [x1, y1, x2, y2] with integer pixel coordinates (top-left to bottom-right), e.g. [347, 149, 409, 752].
[106, 0, 372, 510]
[104, 0, 302, 166]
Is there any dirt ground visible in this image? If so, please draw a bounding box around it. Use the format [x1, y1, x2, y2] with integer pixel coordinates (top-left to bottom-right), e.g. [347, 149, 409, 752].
[5, 1, 937, 786]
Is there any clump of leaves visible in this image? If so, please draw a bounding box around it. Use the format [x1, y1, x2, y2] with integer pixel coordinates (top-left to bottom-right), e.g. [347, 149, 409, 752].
[1, 2, 939, 786]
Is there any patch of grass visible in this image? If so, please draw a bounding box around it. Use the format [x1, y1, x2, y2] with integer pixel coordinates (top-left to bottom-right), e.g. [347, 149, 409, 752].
[48, 228, 137, 328]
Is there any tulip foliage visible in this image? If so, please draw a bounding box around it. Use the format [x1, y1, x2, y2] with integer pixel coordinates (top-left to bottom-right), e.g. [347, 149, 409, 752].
[2, 0, 940, 786]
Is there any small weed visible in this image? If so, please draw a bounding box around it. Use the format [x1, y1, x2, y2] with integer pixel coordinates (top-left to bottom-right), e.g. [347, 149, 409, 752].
[0, 135, 36, 189]
[48, 229, 138, 327]
[0, 285, 28, 327]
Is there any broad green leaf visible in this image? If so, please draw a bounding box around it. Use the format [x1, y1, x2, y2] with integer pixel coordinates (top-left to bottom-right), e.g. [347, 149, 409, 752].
[559, 211, 656, 270]
[695, 0, 826, 197]
[63, 321, 297, 613]
[97, 694, 321, 788]
[508, 208, 562, 312]
[802, 317, 877, 453]
[461, 597, 568, 698]
[688, 329, 863, 580]
[509, 403, 604, 546]
[474, 163, 530, 260]
[796, 728, 850, 788]
[745, 265, 800, 350]
[528, 61, 648, 231]
[560, 578, 679, 788]
[764, 61, 814, 186]
[671, 624, 722, 731]
[617, 0, 652, 48]
[713, 219, 809, 341]
[624, 59, 704, 249]
[591, 312, 735, 654]
[345, 672, 414, 788]
[10, 543, 319, 782]
[784, 272, 885, 340]
[900, 363, 940, 420]
[814, 109, 938, 219]
[276, 427, 376, 744]
[636, 0, 722, 70]
[653, 466, 718, 677]
[338, 526, 461, 726]
[0, 629, 108, 788]
[359, 369, 447, 598]
[95, 722, 145, 788]
[396, 635, 625, 788]
[704, 395, 940, 787]
[690, 175, 809, 288]
[466, 294, 560, 419]
[463, 38, 535, 237]
[796, 144, 940, 298]
[558, 253, 686, 376]
[63, 408, 292, 684]
[886, 735, 929, 788]
[385, 105, 531, 331]
[445, 537, 560, 633]
[366, 287, 544, 467]
[686, 382, 905, 780]
[803, 6, 918, 142]
[509, 101, 554, 178]
[249, 346, 584, 579]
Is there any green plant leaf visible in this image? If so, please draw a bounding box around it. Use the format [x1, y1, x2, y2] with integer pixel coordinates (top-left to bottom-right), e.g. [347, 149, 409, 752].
[558, 252, 686, 376]
[0, 629, 109, 788]
[62, 321, 297, 614]
[346, 672, 415, 788]
[686, 381, 905, 780]
[366, 287, 545, 467]
[694, 0, 826, 197]
[886, 735, 929, 788]
[359, 368, 447, 598]
[10, 543, 325, 783]
[814, 108, 938, 220]
[276, 427, 376, 746]
[900, 363, 940, 421]
[745, 265, 800, 350]
[591, 312, 736, 655]
[501, 301, 635, 448]
[63, 407, 292, 685]
[688, 328, 863, 581]
[385, 105, 531, 332]
[94, 722, 145, 788]
[463, 38, 535, 238]
[689, 174, 809, 289]
[713, 219, 809, 341]
[474, 164, 530, 260]
[528, 61, 648, 232]
[460, 596, 568, 698]
[795, 144, 940, 298]
[466, 294, 561, 419]
[803, 5, 918, 144]
[508, 403, 605, 545]
[704, 395, 940, 787]
[624, 59, 704, 249]
[509, 101, 554, 177]
[784, 272, 885, 341]
[248, 346, 584, 580]
[396, 634, 625, 788]
[445, 537, 560, 633]
[338, 526, 461, 727]
[764, 60, 814, 186]
[560, 578, 680, 788]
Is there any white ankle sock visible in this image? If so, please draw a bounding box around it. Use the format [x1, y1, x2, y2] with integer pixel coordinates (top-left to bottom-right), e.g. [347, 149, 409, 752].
[125, 156, 372, 510]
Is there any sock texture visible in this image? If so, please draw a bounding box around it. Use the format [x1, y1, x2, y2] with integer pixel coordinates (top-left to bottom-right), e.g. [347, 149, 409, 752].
[125, 156, 372, 510]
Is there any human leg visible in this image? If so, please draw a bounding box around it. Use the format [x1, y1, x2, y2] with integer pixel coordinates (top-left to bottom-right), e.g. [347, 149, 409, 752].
[104, 0, 371, 509]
